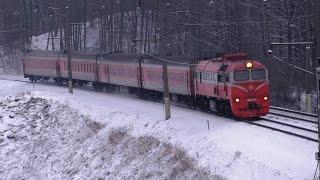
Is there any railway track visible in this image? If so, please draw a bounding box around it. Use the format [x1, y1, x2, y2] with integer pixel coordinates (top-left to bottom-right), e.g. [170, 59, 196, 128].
[245, 106, 319, 142]
[269, 106, 317, 124]
[244, 117, 318, 142]
[0, 76, 319, 142]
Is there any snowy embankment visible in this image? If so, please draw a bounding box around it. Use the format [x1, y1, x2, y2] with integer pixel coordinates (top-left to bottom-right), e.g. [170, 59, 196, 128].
[0, 78, 317, 180]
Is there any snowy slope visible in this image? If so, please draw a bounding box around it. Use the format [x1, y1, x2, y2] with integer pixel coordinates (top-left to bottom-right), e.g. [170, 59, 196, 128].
[0, 77, 317, 180]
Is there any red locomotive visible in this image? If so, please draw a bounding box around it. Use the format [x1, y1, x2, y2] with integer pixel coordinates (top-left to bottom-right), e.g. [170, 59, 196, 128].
[23, 51, 270, 118]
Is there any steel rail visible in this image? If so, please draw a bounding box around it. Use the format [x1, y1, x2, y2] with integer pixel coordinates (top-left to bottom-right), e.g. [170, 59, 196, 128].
[270, 106, 317, 118]
[241, 120, 318, 142]
[260, 117, 318, 133]
[268, 111, 317, 124]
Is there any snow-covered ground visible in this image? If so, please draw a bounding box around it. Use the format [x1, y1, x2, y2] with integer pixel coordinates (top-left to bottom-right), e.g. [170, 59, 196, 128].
[0, 77, 317, 180]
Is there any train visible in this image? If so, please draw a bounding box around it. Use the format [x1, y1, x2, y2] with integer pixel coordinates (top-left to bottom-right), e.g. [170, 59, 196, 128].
[22, 50, 270, 119]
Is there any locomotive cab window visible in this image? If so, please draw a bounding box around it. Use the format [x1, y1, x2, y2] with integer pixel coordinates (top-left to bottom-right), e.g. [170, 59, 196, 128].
[218, 73, 229, 82]
[251, 69, 266, 80]
[234, 70, 249, 81]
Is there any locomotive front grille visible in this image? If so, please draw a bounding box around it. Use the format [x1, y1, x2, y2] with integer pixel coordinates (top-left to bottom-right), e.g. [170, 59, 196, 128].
[248, 102, 260, 110]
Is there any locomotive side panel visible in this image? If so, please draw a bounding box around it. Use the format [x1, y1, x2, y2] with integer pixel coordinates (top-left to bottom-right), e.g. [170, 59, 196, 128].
[194, 60, 228, 98]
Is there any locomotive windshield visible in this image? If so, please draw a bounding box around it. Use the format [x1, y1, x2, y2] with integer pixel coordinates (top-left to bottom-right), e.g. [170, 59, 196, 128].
[234, 69, 267, 81]
[234, 70, 249, 81]
[251, 69, 266, 80]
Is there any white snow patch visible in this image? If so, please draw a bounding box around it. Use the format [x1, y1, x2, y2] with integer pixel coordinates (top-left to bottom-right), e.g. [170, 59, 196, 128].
[0, 94, 214, 179]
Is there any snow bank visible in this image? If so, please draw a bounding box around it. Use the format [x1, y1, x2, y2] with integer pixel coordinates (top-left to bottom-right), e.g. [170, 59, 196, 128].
[0, 78, 317, 180]
[0, 93, 216, 179]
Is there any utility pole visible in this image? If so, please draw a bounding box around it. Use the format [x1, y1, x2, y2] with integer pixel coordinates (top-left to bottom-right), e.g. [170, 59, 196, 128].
[306, 44, 312, 113]
[160, 1, 171, 120]
[163, 63, 171, 120]
[65, 5, 73, 94]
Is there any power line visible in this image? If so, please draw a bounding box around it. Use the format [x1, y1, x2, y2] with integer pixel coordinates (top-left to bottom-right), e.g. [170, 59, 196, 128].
[184, 14, 315, 26]
[269, 53, 317, 76]
[0, 29, 26, 33]
[133, 45, 198, 65]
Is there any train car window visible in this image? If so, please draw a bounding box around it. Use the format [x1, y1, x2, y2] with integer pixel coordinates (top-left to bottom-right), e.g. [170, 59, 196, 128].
[251, 69, 266, 80]
[234, 70, 250, 81]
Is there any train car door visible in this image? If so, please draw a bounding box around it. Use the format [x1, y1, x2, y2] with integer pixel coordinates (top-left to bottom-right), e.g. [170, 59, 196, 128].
[95, 56, 103, 82]
[217, 64, 229, 98]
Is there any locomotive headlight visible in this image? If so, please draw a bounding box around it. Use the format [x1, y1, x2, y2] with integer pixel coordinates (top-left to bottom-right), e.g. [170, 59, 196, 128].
[264, 96, 268, 101]
[235, 98, 240, 103]
[246, 62, 253, 68]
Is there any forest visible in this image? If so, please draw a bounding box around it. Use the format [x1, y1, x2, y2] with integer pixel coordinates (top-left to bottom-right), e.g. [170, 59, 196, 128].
[0, 0, 320, 110]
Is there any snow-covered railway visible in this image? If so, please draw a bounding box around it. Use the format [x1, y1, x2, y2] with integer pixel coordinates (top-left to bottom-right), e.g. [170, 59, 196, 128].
[248, 117, 318, 142]
[270, 106, 317, 124]
[251, 106, 319, 142]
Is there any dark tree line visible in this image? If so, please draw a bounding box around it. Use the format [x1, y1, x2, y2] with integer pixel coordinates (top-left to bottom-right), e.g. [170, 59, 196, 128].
[0, 0, 320, 110]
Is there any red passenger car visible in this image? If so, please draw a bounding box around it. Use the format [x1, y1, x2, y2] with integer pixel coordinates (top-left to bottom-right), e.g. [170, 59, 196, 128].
[23, 51, 60, 81]
[59, 53, 97, 84]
